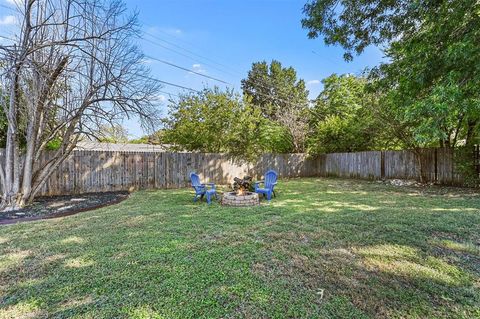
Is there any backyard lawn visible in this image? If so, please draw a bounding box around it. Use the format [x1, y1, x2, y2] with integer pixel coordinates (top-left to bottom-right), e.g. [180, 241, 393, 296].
[0, 178, 479, 318]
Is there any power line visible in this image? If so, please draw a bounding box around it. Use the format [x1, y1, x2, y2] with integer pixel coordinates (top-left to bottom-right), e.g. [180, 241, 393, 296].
[0, 17, 309, 109]
[144, 54, 232, 85]
[140, 32, 310, 104]
[143, 24, 205, 53]
[140, 30, 315, 106]
[139, 35, 239, 78]
[137, 74, 201, 93]
[0, 35, 16, 41]
[0, 4, 15, 11]
[158, 90, 180, 98]
[142, 30, 242, 76]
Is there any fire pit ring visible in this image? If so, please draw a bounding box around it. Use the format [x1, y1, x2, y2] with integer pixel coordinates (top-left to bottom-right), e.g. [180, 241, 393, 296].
[222, 191, 259, 207]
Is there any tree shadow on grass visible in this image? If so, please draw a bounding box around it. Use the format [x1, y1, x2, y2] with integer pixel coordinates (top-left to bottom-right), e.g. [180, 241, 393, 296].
[0, 178, 479, 318]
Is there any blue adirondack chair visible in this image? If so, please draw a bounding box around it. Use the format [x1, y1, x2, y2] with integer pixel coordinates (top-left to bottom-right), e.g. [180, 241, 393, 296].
[254, 170, 278, 201]
[190, 172, 218, 204]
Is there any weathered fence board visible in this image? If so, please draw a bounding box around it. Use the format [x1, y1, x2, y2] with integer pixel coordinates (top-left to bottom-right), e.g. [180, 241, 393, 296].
[318, 151, 382, 179]
[0, 146, 476, 196]
[0, 151, 319, 196]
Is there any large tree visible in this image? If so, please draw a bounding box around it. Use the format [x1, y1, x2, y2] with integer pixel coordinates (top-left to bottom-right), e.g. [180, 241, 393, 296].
[372, 1, 480, 148]
[241, 60, 310, 152]
[307, 74, 393, 154]
[162, 88, 258, 159]
[161, 88, 293, 160]
[302, 0, 443, 61]
[302, 0, 480, 148]
[0, 0, 159, 210]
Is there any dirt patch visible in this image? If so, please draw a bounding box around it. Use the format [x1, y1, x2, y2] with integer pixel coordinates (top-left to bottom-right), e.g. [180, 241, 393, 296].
[0, 191, 129, 225]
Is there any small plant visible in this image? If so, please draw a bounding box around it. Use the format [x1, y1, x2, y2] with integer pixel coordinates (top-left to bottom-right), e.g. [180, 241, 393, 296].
[45, 137, 62, 151]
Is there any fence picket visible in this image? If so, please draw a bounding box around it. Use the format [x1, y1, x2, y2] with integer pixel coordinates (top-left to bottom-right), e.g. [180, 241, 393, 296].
[0, 147, 476, 196]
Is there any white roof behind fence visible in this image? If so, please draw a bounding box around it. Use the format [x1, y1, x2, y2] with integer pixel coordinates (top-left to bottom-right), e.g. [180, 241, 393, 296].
[75, 141, 173, 152]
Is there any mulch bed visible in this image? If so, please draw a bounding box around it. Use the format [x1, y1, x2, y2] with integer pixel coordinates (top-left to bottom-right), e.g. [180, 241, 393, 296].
[0, 191, 129, 225]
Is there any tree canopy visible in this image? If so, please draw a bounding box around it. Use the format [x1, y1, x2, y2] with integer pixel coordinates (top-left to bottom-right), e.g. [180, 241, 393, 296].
[241, 60, 309, 121]
[307, 74, 392, 154]
[161, 87, 295, 160]
[241, 60, 310, 152]
[302, 0, 445, 61]
[303, 0, 480, 148]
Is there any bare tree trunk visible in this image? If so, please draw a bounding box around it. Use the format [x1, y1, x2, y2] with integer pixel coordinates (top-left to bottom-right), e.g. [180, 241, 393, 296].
[0, 0, 160, 211]
[465, 119, 478, 146]
[2, 82, 21, 210]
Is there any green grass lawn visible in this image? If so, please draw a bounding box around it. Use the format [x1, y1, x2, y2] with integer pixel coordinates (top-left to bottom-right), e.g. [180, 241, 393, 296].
[1, 178, 479, 318]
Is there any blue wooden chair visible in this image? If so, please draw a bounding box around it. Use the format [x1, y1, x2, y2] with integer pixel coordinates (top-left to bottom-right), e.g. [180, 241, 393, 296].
[254, 170, 278, 201]
[190, 172, 218, 204]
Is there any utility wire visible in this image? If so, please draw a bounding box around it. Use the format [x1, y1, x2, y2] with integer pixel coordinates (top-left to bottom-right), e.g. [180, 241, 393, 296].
[139, 35, 239, 78]
[140, 30, 314, 107]
[140, 33, 310, 106]
[158, 90, 180, 98]
[0, 4, 15, 11]
[137, 73, 201, 93]
[142, 30, 242, 76]
[0, 35, 16, 41]
[144, 54, 232, 85]
[0, 17, 309, 109]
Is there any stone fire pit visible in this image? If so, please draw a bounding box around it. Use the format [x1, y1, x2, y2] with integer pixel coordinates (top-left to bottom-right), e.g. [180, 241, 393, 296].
[222, 191, 259, 207]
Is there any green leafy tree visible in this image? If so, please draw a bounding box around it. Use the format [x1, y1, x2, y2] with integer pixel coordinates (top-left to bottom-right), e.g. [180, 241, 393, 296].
[307, 74, 392, 154]
[241, 60, 309, 120]
[302, 0, 480, 148]
[129, 136, 150, 144]
[302, 0, 442, 61]
[241, 60, 310, 152]
[257, 120, 293, 154]
[373, 1, 480, 148]
[162, 88, 291, 160]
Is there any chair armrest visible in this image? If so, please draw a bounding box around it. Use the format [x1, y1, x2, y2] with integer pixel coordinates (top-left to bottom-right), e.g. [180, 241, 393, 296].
[205, 182, 216, 189]
[254, 180, 264, 185]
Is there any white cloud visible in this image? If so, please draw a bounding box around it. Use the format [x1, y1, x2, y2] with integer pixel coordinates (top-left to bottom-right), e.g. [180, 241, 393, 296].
[141, 58, 155, 65]
[307, 80, 320, 85]
[0, 15, 17, 25]
[191, 63, 206, 74]
[153, 94, 167, 102]
[165, 28, 182, 36]
[146, 26, 183, 37]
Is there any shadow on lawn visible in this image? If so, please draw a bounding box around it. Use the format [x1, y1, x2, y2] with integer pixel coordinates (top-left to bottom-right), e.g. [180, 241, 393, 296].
[0, 179, 479, 318]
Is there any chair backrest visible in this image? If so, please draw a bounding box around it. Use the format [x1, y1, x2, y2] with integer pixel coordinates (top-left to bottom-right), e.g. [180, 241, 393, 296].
[264, 170, 277, 189]
[190, 172, 202, 188]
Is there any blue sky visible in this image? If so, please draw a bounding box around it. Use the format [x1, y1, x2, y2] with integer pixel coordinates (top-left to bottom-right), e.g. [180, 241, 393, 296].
[0, 0, 385, 138]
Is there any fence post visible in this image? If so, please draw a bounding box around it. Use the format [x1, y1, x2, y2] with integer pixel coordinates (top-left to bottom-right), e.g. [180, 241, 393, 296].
[380, 151, 385, 180]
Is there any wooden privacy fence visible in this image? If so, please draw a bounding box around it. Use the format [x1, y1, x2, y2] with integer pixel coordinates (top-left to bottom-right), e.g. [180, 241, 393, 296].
[0, 151, 319, 196]
[317, 147, 470, 185]
[0, 147, 476, 196]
